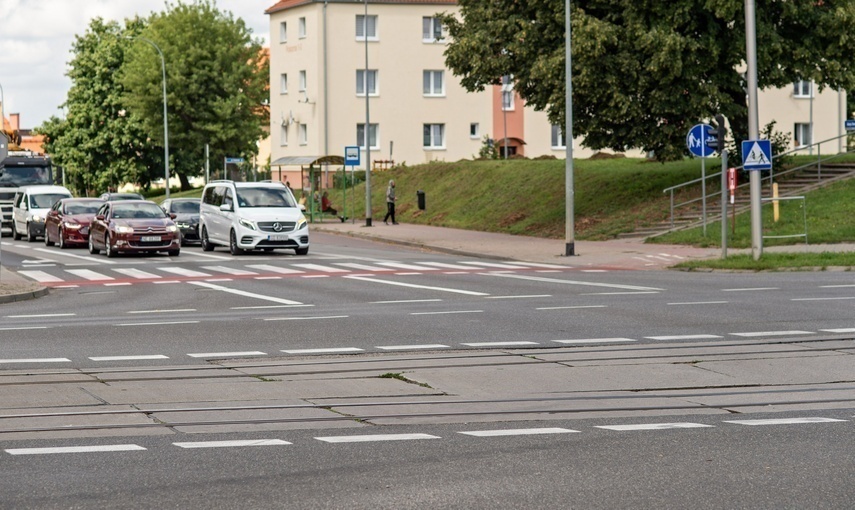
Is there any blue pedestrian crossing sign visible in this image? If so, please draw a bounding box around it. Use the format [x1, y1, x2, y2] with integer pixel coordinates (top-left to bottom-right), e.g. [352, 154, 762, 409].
[686, 124, 715, 158]
[741, 139, 772, 171]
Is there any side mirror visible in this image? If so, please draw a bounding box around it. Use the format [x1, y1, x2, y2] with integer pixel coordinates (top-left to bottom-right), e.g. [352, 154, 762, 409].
[95, 214, 105, 221]
[169, 213, 177, 220]
[219, 203, 232, 212]
[298, 204, 306, 212]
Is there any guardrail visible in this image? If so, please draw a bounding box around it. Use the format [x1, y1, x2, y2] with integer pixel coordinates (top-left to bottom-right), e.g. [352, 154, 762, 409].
[663, 132, 855, 229]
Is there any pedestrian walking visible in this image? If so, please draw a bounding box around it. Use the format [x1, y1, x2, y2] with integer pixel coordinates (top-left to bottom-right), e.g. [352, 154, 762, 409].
[383, 179, 397, 225]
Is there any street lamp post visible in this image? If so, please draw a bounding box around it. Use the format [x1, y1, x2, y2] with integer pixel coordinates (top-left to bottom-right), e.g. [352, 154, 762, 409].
[564, 0, 575, 256]
[128, 36, 170, 199]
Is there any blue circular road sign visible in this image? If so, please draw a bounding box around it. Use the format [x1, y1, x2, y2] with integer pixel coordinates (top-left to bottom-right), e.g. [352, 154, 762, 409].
[686, 124, 714, 158]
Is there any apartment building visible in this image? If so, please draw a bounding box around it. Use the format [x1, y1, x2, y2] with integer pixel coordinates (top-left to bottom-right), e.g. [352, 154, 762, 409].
[266, 0, 847, 185]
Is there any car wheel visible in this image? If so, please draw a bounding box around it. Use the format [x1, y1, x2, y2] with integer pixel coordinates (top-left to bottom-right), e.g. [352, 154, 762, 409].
[168, 249, 180, 257]
[26, 223, 37, 242]
[44, 228, 54, 246]
[58, 230, 67, 250]
[229, 230, 244, 256]
[11, 222, 21, 241]
[88, 234, 100, 255]
[201, 227, 214, 252]
[295, 246, 309, 256]
[105, 234, 117, 258]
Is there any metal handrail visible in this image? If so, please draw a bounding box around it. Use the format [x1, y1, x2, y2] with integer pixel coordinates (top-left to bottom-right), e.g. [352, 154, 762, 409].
[663, 132, 855, 228]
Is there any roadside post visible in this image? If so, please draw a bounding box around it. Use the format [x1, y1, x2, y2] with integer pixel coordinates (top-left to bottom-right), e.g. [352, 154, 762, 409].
[686, 123, 715, 236]
[0, 132, 6, 281]
[720, 151, 728, 259]
[728, 167, 737, 237]
[345, 146, 360, 224]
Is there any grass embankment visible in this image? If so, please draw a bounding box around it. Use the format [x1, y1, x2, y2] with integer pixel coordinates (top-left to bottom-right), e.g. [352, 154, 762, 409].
[675, 252, 855, 271]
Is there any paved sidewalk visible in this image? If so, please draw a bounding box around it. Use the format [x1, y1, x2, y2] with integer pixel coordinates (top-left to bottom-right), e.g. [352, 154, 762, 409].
[0, 265, 47, 304]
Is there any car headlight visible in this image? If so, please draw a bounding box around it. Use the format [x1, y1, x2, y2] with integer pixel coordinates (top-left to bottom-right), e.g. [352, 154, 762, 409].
[239, 218, 257, 231]
[176, 222, 189, 228]
[297, 215, 308, 230]
[63, 221, 82, 229]
[115, 226, 134, 234]
[166, 225, 179, 232]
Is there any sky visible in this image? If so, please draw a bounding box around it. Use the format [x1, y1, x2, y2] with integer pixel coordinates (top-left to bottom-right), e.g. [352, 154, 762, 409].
[0, 0, 272, 129]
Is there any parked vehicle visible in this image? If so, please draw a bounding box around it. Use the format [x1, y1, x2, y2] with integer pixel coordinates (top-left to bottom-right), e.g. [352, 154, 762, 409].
[99, 192, 144, 201]
[159, 198, 201, 246]
[198, 180, 309, 255]
[44, 198, 105, 249]
[88, 200, 180, 258]
[0, 151, 53, 236]
[11, 185, 73, 241]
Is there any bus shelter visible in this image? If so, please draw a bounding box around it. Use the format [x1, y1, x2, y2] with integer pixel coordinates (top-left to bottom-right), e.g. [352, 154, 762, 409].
[270, 155, 345, 223]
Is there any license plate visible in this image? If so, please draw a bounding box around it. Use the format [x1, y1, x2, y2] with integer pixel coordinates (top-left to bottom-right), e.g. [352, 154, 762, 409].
[141, 236, 161, 242]
[268, 235, 289, 241]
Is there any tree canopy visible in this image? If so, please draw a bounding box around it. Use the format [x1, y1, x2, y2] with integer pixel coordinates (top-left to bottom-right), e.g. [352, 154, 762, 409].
[440, 0, 855, 161]
[37, 0, 268, 194]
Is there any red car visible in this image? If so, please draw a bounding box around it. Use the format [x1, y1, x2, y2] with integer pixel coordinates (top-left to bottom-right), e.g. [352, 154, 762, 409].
[88, 200, 181, 257]
[44, 198, 105, 249]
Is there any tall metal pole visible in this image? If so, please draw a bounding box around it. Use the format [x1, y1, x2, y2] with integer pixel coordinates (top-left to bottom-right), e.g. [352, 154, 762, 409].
[745, 0, 762, 260]
[363, 0, 372, 226]
[129, 36, 170, 199]
[0, 82, 4, 282]
[564, 0, 575, 256]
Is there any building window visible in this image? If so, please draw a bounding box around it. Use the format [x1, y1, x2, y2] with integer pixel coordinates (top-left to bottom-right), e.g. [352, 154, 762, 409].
[280, 124, 288, 146]
[357, 123, 379, 150]
[423, 124, 445, 149]
[356, 14, 378, 41]
[280, 73, 288, 94]
[551, 125, 566, 149]
[422, 16, 444, 42]
[279, 22, 287, 43]
[299, 123, 308, 145]
[299, 17, 306, 38]
[299, 70, 306, 92]
[794, 123, 812, 148]
[423, 70, 444, 97]
[470, 123, 480, 139]
[356, 69, 378, 96]
[793, 80, 812, 98]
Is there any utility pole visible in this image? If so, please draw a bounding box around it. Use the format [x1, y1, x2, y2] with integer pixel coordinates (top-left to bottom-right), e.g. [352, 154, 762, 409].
[745, 0, 762, 260]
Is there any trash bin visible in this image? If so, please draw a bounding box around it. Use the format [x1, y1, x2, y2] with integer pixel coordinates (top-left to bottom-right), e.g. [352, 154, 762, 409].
[416, 190, 426, 210]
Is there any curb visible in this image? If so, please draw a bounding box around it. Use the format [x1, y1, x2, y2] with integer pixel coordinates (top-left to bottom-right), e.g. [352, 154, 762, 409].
[0, 286, 49, 304]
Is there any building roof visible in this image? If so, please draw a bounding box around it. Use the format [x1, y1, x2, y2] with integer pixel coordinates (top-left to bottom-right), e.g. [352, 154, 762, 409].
[271, 155, 345, 166]
[266, 0, 457, 15]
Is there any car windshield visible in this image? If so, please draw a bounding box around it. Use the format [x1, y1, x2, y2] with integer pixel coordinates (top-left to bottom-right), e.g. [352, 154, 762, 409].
[65, 201, 102, 215]
[108, 194, 144, 201]
[30, 193, 69, 209]
[171, 201, 200, 214]
[112, 203, 167, 219]
[236, 187, 296, 208]
[0, 166, 52, 187]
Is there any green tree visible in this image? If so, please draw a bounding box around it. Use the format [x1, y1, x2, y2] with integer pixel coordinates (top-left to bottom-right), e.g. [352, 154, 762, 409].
[36, 17, 161, 195]
[120, 0, 269, 190]
[441, 0, 855, 161]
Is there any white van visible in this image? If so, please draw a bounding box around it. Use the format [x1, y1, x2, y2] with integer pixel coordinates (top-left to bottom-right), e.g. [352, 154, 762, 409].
[198, 180, 309, 255]
[11, 185, 73, 242]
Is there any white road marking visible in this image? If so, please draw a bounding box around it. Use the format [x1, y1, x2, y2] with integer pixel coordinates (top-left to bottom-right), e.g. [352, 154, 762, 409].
[461, 341, 539, 347]
[370, 299, 443, 304]
[596, 423, 714, 431]
[443, 271, 469, 275]
[820, 284, 855, 288]
[16, 270, 64, 283]
[6, 313, 75, 318]
[459, 428, 579, 437]
[487, 272, 663, 291]
[230, 304, 314, 310]
[513, 262, 569, 269]
[376, 262, 440, 271]
[292, 263, 349, 273]
[394, 272, 422, 276]
[173, 439, 292, 449]
[0, 358, 69, 363]
[301, 275, 329, 278]
[116, 321, 200, 327]
[153, 280, 181, 284]
[554, 338, 636, 345]
[721, 287, 779, 292]
[0, 327, 50, 331]
[730, 330, 813, 337]
[254, 276, 283, 280]
[89, 355, 170, 361]
[724, 417, 847, 426]
[459, 261, 528, 269]
[536, 270, 564, 273]
[315, 433, 440, 443]
[104, 282, 132, 287]
[65, 269, 115, 281]
[34, 247, 112, 264]
[201, 266, 259, 276]
[187, 351, 267, 358]
[410, 310, 483, 316]
[127, 309, 196, 314]
[282, 347, 364, 354]
[821, 328, 855, 333]
[486, 294, 551, 299]
[158, 267, 212, 277]
[334, 262, 394, 271]
[536, 305, 606, 310]
[791, 297, 855, 301]
[419, 261, 478, 270]
[264, 315, 348, 321]
[376, 344, 450, 350]
[54, 285, 79, 289]
[667, 301, 729, 305]
[189, 281, 303, 305]
[246, 264, 305, 275]
[204, 278, 233, 282]
[344, 275, 490, 296]
[114, 268, 162, 279]
[184, 251, 232, 260]
[645, 334, 723, 340]
[581, 291, 660, 296]
[5, 445, 146, 455]
[581, 269, 608, 273]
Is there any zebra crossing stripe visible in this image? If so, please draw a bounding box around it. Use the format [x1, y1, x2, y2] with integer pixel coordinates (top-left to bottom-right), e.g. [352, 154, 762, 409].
[16, 270, 64, 283]
[66, 269, 114, 281]
[333, 262, 394, 271]
[246, 264, 305, 274]
[292, 263, 349, 273]
[200, 266, 259, 276]
[5, 445, 146, 455]
[377, 262, 439, 271]
[158, 267, 212, 277]
[114, 268, 162, 279]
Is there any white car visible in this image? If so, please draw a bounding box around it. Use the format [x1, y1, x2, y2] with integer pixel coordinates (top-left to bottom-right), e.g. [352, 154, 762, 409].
[11, 185, 73, 242]
[198, 180, 309, 255]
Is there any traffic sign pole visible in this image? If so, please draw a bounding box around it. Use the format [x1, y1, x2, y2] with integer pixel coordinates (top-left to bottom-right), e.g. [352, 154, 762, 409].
[720, 149, 728, 260]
